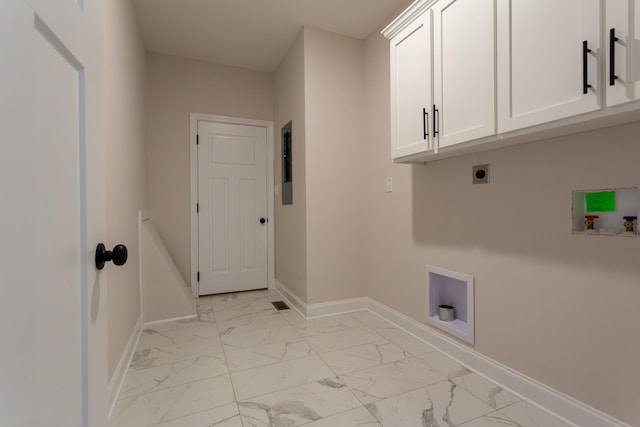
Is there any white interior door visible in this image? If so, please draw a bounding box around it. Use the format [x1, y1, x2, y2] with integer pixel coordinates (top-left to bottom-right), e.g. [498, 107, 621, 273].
[197, 121, 268, 295]
[0, 1, 106, 426]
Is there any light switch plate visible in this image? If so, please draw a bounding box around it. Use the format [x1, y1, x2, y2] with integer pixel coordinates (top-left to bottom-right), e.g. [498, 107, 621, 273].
[385, 177, 393, 192]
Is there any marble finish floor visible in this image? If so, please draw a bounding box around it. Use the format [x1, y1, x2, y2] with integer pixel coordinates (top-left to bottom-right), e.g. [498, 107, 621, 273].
[110, 289, 572, 427]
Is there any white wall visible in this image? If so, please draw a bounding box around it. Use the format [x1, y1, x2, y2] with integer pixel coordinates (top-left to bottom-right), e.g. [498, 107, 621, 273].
[274, 31, 308, 302]
[146, 53, 274, 284]
[364, 26, 640, 426]
[104, 0, 148, 380]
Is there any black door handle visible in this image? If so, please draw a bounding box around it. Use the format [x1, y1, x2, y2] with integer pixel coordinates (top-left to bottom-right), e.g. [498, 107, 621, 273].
[259, 218, 267, 224]
[95, 243, 128, 270]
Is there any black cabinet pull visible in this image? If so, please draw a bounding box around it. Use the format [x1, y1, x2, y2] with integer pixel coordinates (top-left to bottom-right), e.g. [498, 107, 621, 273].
[433, 105, 439, 136]
[610, 28, 619, 86]
[582, 40, 592, 94]
[423, 107, 429, 139]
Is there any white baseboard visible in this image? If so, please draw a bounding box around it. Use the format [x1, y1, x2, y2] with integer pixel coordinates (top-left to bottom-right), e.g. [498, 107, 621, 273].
[274, 281, 367, 318]
[267, 288, 629, 427]
[306, 297, 367, 318]
[275, 280, 307, 317]
[144, 314, 197, 327]
[364, 298, 630, 427]
[107, 315, 143, 420]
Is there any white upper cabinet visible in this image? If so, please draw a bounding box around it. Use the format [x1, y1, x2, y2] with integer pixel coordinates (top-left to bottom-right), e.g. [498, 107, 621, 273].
[389, 11, 434, 158]
[606, 0, 640, 106]
[497, 0, 601, 133]
[384, 0, 640, 163]
[433, 0, 495, 148]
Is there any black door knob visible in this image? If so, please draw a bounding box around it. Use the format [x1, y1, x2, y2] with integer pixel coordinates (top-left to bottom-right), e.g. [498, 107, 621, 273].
[259, 218, 267, 224]
[95, 243, 128, 270]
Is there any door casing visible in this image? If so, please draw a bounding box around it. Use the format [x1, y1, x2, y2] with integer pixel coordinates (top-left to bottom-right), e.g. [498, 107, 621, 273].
[190, 113, 275, 297]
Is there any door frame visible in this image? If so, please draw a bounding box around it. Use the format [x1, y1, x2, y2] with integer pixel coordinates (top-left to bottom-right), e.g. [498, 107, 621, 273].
[189, 113, 275, 297]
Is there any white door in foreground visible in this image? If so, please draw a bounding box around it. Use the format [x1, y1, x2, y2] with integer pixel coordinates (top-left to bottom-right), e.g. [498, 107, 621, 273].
[0, 1, 107, 425]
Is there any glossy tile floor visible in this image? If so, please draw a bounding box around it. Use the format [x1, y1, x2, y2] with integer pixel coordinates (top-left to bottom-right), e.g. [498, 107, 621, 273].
[110, 289, 572, 427]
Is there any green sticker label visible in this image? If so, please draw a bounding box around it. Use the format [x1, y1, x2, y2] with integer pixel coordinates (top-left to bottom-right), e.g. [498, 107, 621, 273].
[585, 191, 615, 212]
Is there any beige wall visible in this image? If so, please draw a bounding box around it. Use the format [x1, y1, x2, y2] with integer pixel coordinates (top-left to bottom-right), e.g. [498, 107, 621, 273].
[273, 27, 367, 305]
[142, 221, 194, 322]
[146, 53, 274, 283]
[304, 27, 366, 304]
[106, 3, 639, 421]
[364, 28, 640, 425]
[104, 0, 148, 380]
[274, 32, 308, 302]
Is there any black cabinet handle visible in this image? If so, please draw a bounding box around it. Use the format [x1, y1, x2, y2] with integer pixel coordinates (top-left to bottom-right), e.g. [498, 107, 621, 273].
[583, 40, 592, 94]
[433, 105, 439, 136]
[610, 28, 619, 86]
[423, 108, 429, 139]
[95, 243, 128, 270]
[259, 217, 267, 224]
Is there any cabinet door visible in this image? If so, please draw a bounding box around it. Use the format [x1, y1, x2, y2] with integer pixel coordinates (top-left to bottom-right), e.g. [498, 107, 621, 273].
[497, 0, 600, 133]
[606, 0, 640, 106]
[433, 0, 495, 148]
[390, 12, 433, 159]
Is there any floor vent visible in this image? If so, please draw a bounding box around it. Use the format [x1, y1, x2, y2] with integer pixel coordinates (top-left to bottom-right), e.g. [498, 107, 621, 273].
[271, 301, 290, 311]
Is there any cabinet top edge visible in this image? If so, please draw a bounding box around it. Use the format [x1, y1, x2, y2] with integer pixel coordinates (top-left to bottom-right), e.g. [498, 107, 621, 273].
[381, 0, 436, 39]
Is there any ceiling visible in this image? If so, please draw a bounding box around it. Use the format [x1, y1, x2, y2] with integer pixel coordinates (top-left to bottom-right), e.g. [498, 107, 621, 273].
[133, 0, 409, 73]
